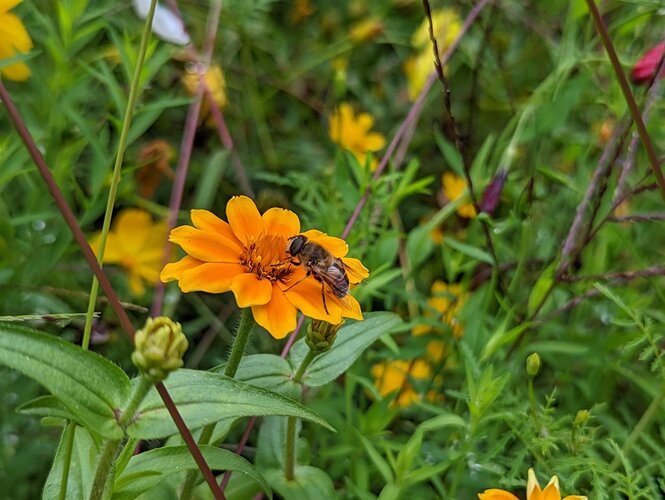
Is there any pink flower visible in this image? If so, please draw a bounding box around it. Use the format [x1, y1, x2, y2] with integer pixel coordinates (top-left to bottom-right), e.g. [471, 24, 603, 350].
[631, 42, 665, 84]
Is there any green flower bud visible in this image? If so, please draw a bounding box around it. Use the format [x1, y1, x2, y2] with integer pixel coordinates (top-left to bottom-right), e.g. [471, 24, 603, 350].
[574, 409, 590, 427]
[131, 317, 188, 383]
[306, 319, 343, 354]
[526, 352, 541, 378]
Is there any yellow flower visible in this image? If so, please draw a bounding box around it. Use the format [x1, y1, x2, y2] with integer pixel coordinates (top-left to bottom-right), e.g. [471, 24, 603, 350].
[442, 172, 477, 218]
[90, 209, 169, 296]
[478, 468, 587, 500]
[329, 103, 386, 170]
[182, 64, 227, 124]
[349, 17, 383, 45]
[370, 359, 432, 408]
[413, 280, 467, 338]
[160, 196, 368, 339]
[411, 9, 462, 51]
[0, 0, 33, 81]
[404, 8, 462, 101]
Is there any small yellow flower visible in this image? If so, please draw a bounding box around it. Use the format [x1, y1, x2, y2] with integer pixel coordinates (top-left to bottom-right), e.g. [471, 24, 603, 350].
[370, 359, 432, 408]
[0, 0, 33, 81]
[442, 172, 477, 218]
[413, 280, 467, 338]
[349, 17, 383, 45]
[161, 196, 368, 339]
[329, 103, 386, 170]
[478, 468, 588, 500]
[182, 64, 227, 124]
[90, 209, 170, 296]
[404, 8, 462, 101]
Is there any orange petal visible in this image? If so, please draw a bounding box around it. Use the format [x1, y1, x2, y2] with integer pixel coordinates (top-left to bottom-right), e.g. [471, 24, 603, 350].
[230, 273, 273, 307]
[251, 286, 297, 339]
[160, 256, 204, 282]
[169, 226, 241, 262]
[262, 207, 300, 239]
[283, 275, 343, 324]
[477, 489, 520, 500]
[301, 229, 348, 258]
[179, 262, 246, 293]
[191, 210, 242, 247]
[341, 257, 369, 284]
[338, 293, 363, 321]
[226, 195, 264, 245]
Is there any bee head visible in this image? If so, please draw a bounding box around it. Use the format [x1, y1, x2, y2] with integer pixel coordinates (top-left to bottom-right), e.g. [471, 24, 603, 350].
[286, 235, 307, 256]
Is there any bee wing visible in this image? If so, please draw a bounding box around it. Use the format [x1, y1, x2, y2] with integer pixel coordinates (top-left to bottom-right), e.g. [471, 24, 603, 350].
[318, 264, 349, 298]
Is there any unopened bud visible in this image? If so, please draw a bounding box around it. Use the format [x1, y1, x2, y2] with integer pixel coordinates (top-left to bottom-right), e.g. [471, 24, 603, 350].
[306, 319, 343, 354]
[131, 317, 188, 383]
[526, 352, 541, 378]
[574, 409, 590, 427]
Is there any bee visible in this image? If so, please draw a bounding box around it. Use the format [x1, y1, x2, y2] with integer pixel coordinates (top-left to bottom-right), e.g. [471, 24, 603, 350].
[283, 235, 355, 314]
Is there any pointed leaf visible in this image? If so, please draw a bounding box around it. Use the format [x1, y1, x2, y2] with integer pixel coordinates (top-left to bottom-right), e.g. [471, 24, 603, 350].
[0, 323, 130, 438]
[264, 466, 335, 500]
[113, 445, 271, 500]
[289, 313, 405, 387]
[127, 369, 333, 439]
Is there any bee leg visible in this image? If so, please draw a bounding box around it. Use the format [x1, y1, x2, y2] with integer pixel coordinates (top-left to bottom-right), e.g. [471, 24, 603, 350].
[282, 270, 310, 292]
[321, 282, 330, 315]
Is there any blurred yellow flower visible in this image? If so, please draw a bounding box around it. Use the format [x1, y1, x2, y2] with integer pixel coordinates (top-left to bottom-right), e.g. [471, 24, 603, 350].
[329, 103, 386, 170]
[90, 209, 169, 296]
[478, 468, 587, 500]
[0, 0, 33, 81]
[442, 172, 477, 218]
[371, 359, 432, 408]
[182, 64, 227, 124]
[404, 8, 462, 101]
[350, 17, 383, 45]
[413, 280, 467, 338]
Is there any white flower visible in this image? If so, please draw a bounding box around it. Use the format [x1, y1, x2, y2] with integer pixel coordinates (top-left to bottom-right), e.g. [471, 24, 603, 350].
[132, 0, 191, 46]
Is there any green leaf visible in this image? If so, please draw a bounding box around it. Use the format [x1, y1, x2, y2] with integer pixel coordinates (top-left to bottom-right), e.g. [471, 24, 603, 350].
[112, 445, 272, 500]
[127, 369, 333, 439]
[527, 263, 555, 317]
[264, 466, 336, 500]
[416, 413, 467, 434]
[406, 225, 434, 269]
[212, 354, 300, 399]
[18, 395, 79, 423]
[443, 237, 494, 264]
[289, 313, 405, 387]
[43, 425, 98, 500]
[0, 323, 131, 439]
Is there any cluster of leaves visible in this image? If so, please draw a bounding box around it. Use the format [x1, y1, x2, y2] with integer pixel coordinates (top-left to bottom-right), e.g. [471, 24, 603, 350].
[1, 0, 665, 498]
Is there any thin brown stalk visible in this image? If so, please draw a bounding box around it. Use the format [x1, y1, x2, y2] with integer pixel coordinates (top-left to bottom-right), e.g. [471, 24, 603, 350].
[609, 212, 665, 223]
[585, 0, 665, 200]
[0, 82, 224, 499]
[422, 0, 505, 296]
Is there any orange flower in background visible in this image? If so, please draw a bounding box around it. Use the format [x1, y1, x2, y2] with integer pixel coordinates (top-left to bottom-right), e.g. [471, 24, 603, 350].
[136, 140, 175, 198]
[0, 0, 33, 81]
[90, 209, 169, 296]
[478, 468, 587, 500]
[442, 172, 477, 218]
[329, 103, 386, 170]
[160, 196, 368, 339]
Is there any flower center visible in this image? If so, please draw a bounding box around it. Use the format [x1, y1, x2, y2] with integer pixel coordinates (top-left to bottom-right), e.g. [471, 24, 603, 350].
[240, 233, 292, 282]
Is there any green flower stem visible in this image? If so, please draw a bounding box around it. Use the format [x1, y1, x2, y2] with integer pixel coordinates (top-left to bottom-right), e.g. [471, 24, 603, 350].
[611, 384, 665, 471]
[57, 421, 77, 500]
[67, 2, 158, 498]
[180, 308, 255, 499]
[81, 0, 158, 351]
[89, 376, 153, 500]
[285, 348, 317, 481]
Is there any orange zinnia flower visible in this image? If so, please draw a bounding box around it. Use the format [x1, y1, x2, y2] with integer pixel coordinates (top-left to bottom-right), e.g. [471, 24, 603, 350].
[160, 196, 368, 339]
